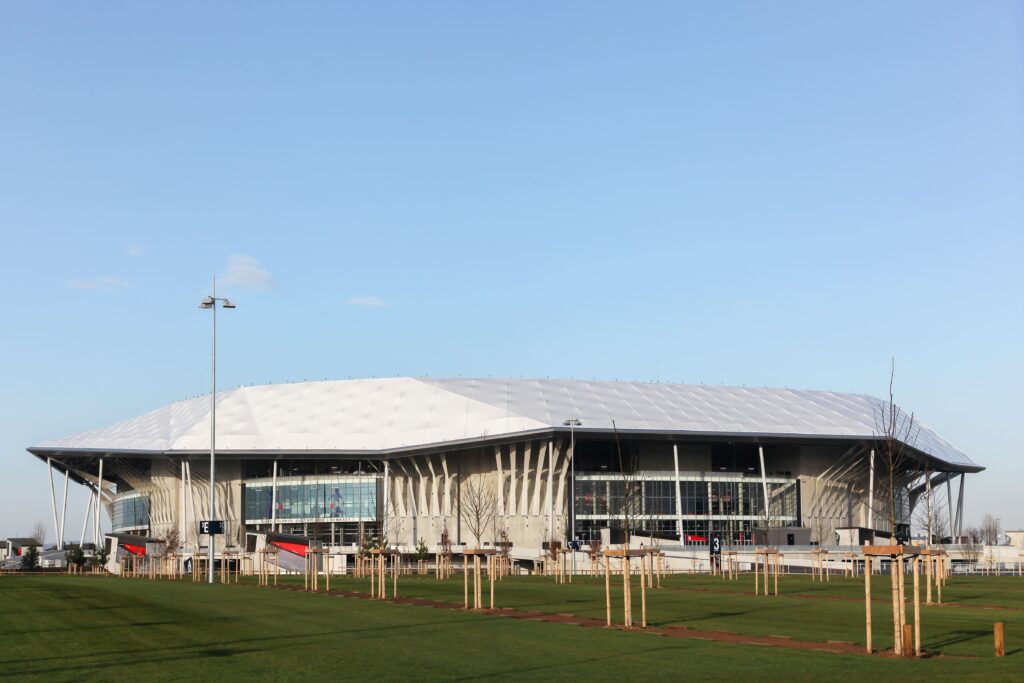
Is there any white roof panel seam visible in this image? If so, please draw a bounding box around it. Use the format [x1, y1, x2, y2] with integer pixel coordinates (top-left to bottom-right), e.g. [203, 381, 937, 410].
[33, 377, 977, 469]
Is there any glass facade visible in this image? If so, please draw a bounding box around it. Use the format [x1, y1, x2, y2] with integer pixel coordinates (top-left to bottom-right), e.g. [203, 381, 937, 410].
[574, 474, 800, 544]
[679, 481, 708, 515]
[112, 494, 150, 532]
[244, 478, 377, 523]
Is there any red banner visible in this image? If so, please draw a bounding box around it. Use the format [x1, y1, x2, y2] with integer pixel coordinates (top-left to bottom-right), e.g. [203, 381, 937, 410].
[269, 540, 308, 557]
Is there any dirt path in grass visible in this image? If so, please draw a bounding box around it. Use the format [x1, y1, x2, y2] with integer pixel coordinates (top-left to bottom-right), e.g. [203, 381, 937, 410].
[657, 583, 1024, 613]
[276, 585, 869, 656]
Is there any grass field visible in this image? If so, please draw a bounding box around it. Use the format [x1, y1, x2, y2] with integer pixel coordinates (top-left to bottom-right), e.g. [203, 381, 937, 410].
[1, 571, 1021, 681]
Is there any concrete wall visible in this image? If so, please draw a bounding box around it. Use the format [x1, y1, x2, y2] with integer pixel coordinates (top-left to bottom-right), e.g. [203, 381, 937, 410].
[386, 440, 572, 550]
[130, 439, 931, 553]
[122, 456, 244, 550]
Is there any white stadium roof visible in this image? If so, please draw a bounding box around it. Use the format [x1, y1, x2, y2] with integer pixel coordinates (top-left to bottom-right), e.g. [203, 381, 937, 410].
[30, 377, 979, 471]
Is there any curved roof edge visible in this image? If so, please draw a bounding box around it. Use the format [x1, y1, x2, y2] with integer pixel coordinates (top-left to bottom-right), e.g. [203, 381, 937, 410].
[27, 377, 981, 472]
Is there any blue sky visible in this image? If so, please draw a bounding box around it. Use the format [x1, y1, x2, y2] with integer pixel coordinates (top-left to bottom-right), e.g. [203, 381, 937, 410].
[1, 2, 1021, 540]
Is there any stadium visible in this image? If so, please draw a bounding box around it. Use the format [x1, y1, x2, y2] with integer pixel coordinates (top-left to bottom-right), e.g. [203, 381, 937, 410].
[26, 377, 982, 568]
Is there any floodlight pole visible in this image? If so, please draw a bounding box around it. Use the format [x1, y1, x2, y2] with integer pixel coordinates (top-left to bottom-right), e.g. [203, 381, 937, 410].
[209, 279, 217, 584]
[564, 418, 582, 575]
[200, 277, 236, 584]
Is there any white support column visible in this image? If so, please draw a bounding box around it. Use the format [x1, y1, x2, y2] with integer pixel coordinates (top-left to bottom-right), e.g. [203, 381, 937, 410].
[80, 490, 94, 547]
[394, 459, 412, 518]
[185, 461, 197, 548]
[179, 461, 185, 545]
[955, 474, 965, 538]
[441, 454, 452, 516]
[271, 459, 278, 532]
[426, 456, 439, 517]
[95, 458, 104, 546]
[673, 443, 684, 544]
[508, 443, 518, 517]
[394, 467, 407, 518]
[555, 441, 570, 517]
[47, 458, 59, 546]
[758, 446, 770, 526]
[383, 460, 390, 541]
[411, 458, 428, 518]
[408, 461, 419, 543]
[926, 474, 933, 544]
[494, 446, 505, 516]
[867, 449, 875, 530]
[521, 443, 532, 517]
[59, 468, 69, 548]
[546, 440, 555, 538]
[531, 442, 545, 517]
[946, 476, 954, 543]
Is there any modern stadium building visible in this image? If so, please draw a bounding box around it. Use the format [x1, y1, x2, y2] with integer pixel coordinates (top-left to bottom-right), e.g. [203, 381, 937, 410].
[27, 377, 982, 557]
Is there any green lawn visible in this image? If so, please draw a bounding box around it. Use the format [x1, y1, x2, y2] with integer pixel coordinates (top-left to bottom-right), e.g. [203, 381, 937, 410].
[0, 573, 1021, 681]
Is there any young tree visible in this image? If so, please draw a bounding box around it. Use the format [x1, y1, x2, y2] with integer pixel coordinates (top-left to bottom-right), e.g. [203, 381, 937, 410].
[459, 478, 498, 548]
[980, 514, 1001, 546]
[873, 361, 919, 542]
[496, 527, 512, 573]
[610, 420, 645, 546]
[872, 361, 920, 656]
[20, 546, 40, 571]
[961, 526, 983, 568]
[386, 500, 406, 548]
[414, 538, 429, 563]
[588, 538, 603, 566]
[163, 528, 181, 556]
[810, 496, 831, 547]
[908, 460, 950, 546]
[29, 521, 46, 547]
[913, 502, 948, 546]
[439, 522, 453, 559]
[64, 546, 86, 570]
[91, 544, 110, 570]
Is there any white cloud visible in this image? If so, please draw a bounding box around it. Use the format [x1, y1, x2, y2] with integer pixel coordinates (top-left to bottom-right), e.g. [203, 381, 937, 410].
[126, 243, 145, 258]
[219, 254, 274, 291]
[344, 296, 389, 307]
[65, 275, 131, 291]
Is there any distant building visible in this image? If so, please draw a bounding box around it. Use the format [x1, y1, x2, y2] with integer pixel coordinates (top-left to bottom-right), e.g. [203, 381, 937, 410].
[27, 378, 982, 551]
[2, 538, 41, 561]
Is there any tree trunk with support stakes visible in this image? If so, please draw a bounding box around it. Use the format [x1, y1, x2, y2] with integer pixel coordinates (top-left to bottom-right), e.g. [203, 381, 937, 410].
[865, 555, 873, 654]
[913, 557, 921, 657]
[604, 554, 611, 626]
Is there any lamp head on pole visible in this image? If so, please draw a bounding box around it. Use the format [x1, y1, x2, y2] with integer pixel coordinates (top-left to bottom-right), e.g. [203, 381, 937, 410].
[222, 300, 236, 309]
[199, 297, 215, 309]
[563, 418, 583, 427]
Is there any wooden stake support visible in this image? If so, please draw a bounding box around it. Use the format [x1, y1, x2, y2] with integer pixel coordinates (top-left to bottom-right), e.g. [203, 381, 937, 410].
[368, 549, 400, 599]
[920, 548, 947, 605]
[435, 553, 453, 580]
[722, 551, 738, 581]
[305, 547, 326, 592]
[603, 549, 648, 629]
[863, 545, 921, 657]
[865, 555, 872, 653]
[753, 548, 780, 596]
[463, 549, 497, 610]
[257, 548, 280, 587]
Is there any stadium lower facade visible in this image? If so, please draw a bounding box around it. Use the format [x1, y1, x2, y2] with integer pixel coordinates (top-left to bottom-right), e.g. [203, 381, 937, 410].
[27, 378, 983, 552]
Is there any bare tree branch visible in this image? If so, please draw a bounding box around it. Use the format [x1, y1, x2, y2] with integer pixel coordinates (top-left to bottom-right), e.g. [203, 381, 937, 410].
[611, 419, 644, 545]
[980, 513, 1001, 546]
[873, 359, 919, 541]
[459, 478, 498, 548]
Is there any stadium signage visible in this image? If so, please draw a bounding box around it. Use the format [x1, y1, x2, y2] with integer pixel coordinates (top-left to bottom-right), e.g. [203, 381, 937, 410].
[709, 531, 722, 555]
[199, 520, 225, 535]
